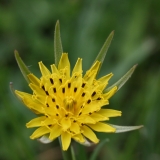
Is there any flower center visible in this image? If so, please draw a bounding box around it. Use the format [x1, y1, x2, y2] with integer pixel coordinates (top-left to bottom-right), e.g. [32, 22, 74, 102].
[63, 96, 76, 112]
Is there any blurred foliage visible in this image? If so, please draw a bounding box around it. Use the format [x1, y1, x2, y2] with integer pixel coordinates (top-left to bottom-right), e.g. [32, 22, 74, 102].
[0, 0, 160, 160]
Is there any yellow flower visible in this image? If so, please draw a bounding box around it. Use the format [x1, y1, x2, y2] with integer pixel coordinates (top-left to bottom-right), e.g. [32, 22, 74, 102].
[15, 53, 121, 150]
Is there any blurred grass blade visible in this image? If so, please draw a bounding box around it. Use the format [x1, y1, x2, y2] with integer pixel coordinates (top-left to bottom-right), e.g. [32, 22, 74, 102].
[94, 31, 114, 66]
[90, 139, 109, 160]
[104, 64, 137, 93]
[54, 20, 63, 66]
[109, 124, 143, 133]
[14, 50, 31, 83]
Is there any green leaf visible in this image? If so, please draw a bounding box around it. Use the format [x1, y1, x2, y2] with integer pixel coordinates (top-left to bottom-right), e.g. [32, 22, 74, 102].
[54, 20, 63, 66]
[109, 124, 143, 133]
[104, 64, 137, 93]
[90, 139, 109, 160]
[94, 31, 114, 67]
[14, 50, 31, 83]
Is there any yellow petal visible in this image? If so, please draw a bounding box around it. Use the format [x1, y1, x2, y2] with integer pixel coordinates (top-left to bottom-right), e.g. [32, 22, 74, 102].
[88, 122, 115, 132]
[78, 115, 96, 124]
[60, 118, 71, 131]
[58, 53, 70, 71]
[72, 58, 82, 75]
[98, 73, 113, 85]
[29, 83, 45, 95]
[15, 90, 31, 100]
[83, 61, 100, 81]
[61, 131, 71, 150]
[30, 126, 50, 139]
[90, 112, 109, 121]
[28, 74, 40, 86]
[49, 124, 62, 140]
[51, 64, 59, 74]
[81, 125, 99, 143]
[97, 109, 122, 118]
[97, 73, 113, 90]
[73, 134, 85, 143]
[39, 61, 51, 76]
[70, 122, 80, 134]
[103, 86, 117, 100]
[26, 116, 46, 128]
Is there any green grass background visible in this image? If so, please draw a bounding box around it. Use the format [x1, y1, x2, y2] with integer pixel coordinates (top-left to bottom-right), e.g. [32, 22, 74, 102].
[0, 0, 160, 160]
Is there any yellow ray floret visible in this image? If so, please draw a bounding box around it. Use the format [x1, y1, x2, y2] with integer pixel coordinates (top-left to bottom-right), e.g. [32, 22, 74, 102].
[15, 53, 121, 150]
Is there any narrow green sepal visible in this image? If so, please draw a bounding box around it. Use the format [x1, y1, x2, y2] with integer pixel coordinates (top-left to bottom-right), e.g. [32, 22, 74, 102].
[104, 64, 137, 93]
[94, 31, 114, 66]
[109, 124, 143, 133]
[14, 50, 31, 83]
[90, 139, 109, 160]
[54, 20, 63, 66]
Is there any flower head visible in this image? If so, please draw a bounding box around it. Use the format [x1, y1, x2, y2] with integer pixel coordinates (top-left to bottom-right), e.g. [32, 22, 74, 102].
[15, 53, 121, 150]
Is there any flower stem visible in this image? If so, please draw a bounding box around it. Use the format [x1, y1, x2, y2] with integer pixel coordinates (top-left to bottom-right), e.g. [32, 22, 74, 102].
[58, 138, 76, 160]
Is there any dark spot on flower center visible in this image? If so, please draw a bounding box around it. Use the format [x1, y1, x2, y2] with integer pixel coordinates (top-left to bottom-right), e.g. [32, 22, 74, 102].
[91, 91, 96, 97]
[74, 87, 77, 92]
[97, 97, 101, 100]
[45, 91, 49, 95]
[87, 99, 91, 104]
[68, 83, 71, 88]
[62, 87, 65, 93]
[79, 112, 82, 116]
[56, 113, 59, 116]
[59, 78, 62, 83]
[82, 92, 85, 97]
[82, 83, 85, 88]
[46, 103, 49, 107]
[50, 78, 54, 84]
[52, 98, 55, 102]
[53, 88, 56, 93]
[42, 85, 45, 91]
[56, 105, 59, 109]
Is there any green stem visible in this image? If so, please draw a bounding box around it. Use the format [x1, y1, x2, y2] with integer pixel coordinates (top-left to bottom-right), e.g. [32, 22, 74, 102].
[58, 138, 76, 160]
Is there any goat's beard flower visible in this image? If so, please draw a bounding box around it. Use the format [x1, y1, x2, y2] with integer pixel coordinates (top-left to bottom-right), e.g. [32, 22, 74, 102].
[15, 53, 121, 150]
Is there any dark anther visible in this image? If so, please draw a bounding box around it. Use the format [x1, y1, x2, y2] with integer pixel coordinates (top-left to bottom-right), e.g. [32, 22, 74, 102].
[59, 78, 62, 83]
[74, 87, 77, 92]
[48, 125, 52, 127]
[45, 115, 48, 117]
[65, 114, 69, 117]
[75, 75, 77, 78]
[81, 123, 84, 126]
[62, 88, 65, 93]
[46, 103, 49, 107]
[91, 91, 96, 97]
[82, 83, 85, 88]
[73, 120, 76, 123]
[52, 98, 55, 102]
[97, 97, 101, 100]
[45, 91, 49, 95]
[89, 112, 92, 115]
[82, 92, 85, 97]
[56, 113, 59, 116]
[56, 105, 59, 109]
[53, 88, 56, 93]
[87, 99, 91, 104]
[42, 85, 45, 91]
[81, 105, 83, 108]
[79, 112, 82, 116]
[68, 83, 71, 88]
[50, 78, 54, 84]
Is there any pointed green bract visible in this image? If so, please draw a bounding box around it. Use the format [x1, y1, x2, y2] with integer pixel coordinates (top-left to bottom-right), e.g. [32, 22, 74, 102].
[109, 124, 143, 133]
[90, 139, 109, 160]
[54, 20, 63, 66]
[94, 31, 114, 68]
[104, 64, 137, 93]
[14, 50, 31, 83]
